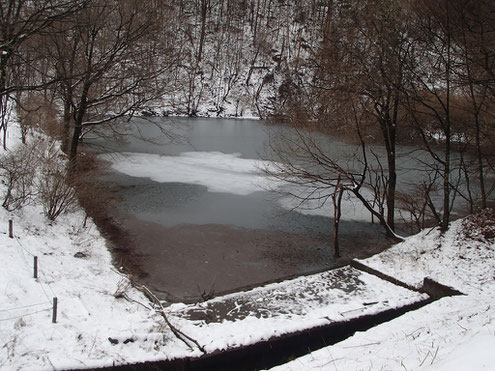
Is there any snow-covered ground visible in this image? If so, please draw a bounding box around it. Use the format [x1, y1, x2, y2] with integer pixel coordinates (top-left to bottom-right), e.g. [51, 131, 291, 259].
[0, 204, 197, 370]
[0, 126, 200, 369]
[166, 266, 427, 353]
[269, 213, 495, 370]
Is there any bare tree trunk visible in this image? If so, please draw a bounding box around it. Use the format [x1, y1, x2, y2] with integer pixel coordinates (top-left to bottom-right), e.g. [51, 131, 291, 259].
[376, 102, 398, 232]
[253, 0, 261, 46]
[197, 0, 208, 64]
[69, 81, 90, 165]
[386, 151, 397, 230]
[61, 94, 72, 154]
[0, 55, 9, 150]
[441, 2, 452, 232]
[351, 188, 403, 242]
[465, 49, 488, 209]
[476, 125, 487, 209]
[332, 176, 344, 258]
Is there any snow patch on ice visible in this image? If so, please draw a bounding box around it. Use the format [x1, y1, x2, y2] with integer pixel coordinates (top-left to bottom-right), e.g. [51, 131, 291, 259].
[101, 151, 280, 196]
[101, 150, 381, 223]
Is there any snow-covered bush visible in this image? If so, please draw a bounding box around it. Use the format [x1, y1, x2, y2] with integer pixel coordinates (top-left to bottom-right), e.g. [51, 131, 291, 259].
[0, 143, 39, 211]
[0, 124, 102, 222]
[461, 208, 495, 242]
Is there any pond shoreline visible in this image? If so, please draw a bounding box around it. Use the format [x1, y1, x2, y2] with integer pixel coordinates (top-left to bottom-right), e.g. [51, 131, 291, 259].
[88, 199, 394, 303]
[80, 117, 401, 303]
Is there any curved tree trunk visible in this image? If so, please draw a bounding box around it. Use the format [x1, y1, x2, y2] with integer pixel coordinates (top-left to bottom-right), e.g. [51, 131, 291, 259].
[351, 187, 404, 242]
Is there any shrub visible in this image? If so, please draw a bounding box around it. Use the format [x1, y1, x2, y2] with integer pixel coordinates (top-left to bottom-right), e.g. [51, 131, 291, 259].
[1, 138, 107, 222]
[38, 145, 79, 221]
[0, 144, 39, 211]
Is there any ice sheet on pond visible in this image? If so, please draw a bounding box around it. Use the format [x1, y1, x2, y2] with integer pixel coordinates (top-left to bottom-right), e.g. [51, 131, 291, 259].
[101, 150, 378, 222]
[101, 151, 278, 196]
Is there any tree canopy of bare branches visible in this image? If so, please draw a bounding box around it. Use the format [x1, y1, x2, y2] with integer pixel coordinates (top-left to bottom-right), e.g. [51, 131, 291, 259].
[267, 0, 495, 245]
[0, 0, 88, 149]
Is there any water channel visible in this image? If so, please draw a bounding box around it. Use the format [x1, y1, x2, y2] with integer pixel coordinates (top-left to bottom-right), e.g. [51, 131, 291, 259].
[84, 117, 456, 302]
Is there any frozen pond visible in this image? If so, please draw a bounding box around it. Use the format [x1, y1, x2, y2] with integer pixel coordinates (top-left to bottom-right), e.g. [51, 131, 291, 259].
[87, 117, 345, 234]
[84, 117, 467, 302]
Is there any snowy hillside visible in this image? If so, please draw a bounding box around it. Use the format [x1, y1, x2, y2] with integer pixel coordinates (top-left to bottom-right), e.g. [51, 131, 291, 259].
[157, 1, 323, 118]
[0, 127, 199, 369]
[270, 212, 495, 370]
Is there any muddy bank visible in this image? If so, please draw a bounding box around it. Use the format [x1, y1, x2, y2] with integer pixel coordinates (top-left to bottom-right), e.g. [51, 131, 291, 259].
[94, 208, 392, 303]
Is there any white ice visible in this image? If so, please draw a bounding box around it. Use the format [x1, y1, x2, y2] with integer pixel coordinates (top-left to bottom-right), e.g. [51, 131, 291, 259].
[102, 150, 378, 222]
[101, 151, 279, 196]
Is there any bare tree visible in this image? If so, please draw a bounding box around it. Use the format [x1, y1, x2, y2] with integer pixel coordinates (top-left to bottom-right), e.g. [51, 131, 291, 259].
[0, 142, 39, 210]
[400, 0, 494, 231]
[42, 0, 178, 165]
[266, 0, 413, 246]
[266, 98, 404, 259]
[452, 0, 495, 210]
[38, 144, 79, 220]
[331, 175, 344, 257]
[0, 0, 87, 149]
[342, 0, 413, 232]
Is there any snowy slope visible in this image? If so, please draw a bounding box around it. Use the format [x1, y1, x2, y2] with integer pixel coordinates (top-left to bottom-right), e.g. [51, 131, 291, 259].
[269, 213, 495, 370]
[0, 205, 196, 370]
[0, 127, 197, 370]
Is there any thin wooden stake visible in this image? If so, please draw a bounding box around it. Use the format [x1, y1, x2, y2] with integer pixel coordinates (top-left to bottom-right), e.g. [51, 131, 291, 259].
[52, 297, 58, 323]
[8, 219, 13, 238]
[34, 256, 38, 279]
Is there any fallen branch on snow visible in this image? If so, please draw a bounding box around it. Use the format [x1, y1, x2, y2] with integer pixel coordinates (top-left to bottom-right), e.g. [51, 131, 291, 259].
[131, 282, 206, 354]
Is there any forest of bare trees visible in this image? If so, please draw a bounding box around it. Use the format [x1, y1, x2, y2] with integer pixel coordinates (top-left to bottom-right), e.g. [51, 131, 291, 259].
[267, 0, 495, 250]
[0, 0, 493, 237]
